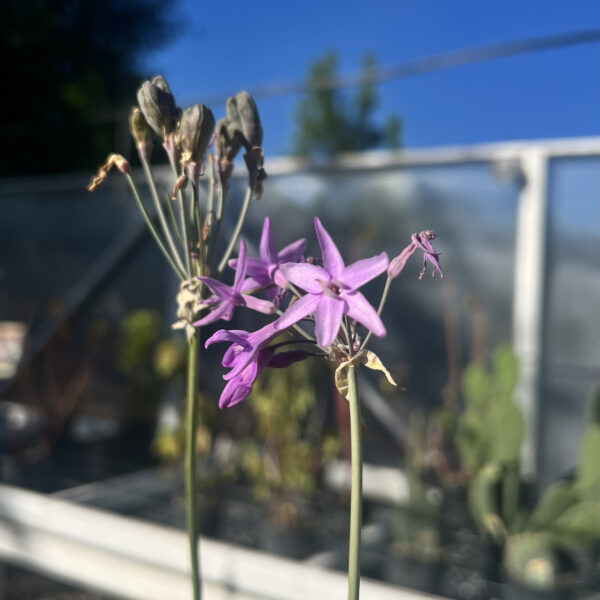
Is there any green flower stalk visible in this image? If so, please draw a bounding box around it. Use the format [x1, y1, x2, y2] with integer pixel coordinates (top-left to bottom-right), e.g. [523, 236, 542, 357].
[88, 78, 267, 600]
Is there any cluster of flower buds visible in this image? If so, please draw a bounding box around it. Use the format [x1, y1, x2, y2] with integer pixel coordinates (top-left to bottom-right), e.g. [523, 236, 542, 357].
[197, 217, 442, 409]
[131, 76, 266, 196]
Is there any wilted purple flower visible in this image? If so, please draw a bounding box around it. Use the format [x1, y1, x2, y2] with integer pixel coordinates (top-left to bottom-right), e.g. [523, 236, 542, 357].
[194, 240, 275, 327]
[206, 323, 280, 381]
[206, 322, 310, 407]
[216, 347, 310, 408]
[229, 217, 307, 290]
[388, 230, 443, 280]
[278, 217, 389, 347]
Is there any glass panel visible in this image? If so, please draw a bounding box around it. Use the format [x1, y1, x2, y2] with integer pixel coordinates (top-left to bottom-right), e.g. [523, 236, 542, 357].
[539, 156, 600, 487]
[242, 162, 519, 420]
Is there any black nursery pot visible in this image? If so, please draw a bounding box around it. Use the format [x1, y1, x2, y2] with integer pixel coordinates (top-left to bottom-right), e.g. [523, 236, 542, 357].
[383, 555, 444, 595]
[502, 576, 575, 600]
[259, 521, 317, 559]
[198, 502, 221, 538]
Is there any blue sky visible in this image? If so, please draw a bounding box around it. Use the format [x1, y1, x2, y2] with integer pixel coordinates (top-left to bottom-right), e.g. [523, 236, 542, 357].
[147, 0, 600, 156]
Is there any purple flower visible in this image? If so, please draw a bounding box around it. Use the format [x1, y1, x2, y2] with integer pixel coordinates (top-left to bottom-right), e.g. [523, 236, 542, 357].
[388, 230, 443, 280]
[206, 325, 310, 408]
[278, 217, 389, 347]
[206, 322, 280, 382]
[229, 217, 307, 289]
[194, 240, 275, 327]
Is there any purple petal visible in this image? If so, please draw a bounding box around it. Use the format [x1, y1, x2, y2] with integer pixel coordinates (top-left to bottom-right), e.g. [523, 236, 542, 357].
[219, 377, 254, 408]
[314, 296, 345, 347]
[205, 329, 249, 349]
[233, 240, 248, 289]
[314, 217, 345, 278]
[277, 238, 307, 264]
[198, 277, 234, 300]
[274, 293, 321, 331]
[279, 262, 330, 293]
[260, 217, 278, 264]
[342, 252, 389, 290]
[193, 299, 234, 327]
[243, 294, 276, 314]
[344, 290, 386, 338]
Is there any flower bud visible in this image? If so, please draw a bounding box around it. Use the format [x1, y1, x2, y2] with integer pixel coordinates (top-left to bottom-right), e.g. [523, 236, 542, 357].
[129, 107, 154, 159]
[226, 91, 263, 148]
[215, 118, 242, 162]
[388, 242, 416, 279]
[136, 76, 179, 138]
[178, 104, 215, 164]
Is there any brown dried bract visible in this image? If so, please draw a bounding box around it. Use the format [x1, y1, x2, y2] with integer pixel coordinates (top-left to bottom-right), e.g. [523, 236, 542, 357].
[87, 154, 131, 191]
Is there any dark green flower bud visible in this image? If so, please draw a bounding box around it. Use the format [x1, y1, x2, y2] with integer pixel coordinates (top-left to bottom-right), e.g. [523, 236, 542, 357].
[129, 107, 154, 159]
[178, 104, 215, 164]
[226, 91, 263, 149]
[136, 76, 179, 138]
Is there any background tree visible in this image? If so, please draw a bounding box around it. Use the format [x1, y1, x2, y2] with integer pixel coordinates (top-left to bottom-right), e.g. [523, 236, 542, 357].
[0, 0, 181, 175]
[294, 52, 402, 157]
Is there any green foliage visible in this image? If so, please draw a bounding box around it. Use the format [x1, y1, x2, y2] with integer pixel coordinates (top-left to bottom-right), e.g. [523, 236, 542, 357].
[575, 424, 600, 495]
[468, 462, 506, 541]
[242, 359, 337, 522]
[528, 481, 579, 531]
[119, 309, 163, 373]
[456, 345, 523, 474]
[294, 52, 402, 157]
[391, 412, 443, 561]
[504, 533, 558, 591]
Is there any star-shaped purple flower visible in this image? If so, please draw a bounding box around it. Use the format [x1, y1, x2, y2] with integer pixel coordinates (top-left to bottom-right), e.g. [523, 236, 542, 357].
[194, 240, 275, 327]
[277, 217, 389, 347]
[229, 217, 307, 289]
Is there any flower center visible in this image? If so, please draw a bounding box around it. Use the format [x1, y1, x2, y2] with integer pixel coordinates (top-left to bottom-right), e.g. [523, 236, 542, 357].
[317, 278, 343, 297]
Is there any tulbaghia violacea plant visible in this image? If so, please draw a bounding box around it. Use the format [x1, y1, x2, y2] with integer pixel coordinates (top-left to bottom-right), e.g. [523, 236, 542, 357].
[202, 216, 443, 599]
[88, 77, 267, 600]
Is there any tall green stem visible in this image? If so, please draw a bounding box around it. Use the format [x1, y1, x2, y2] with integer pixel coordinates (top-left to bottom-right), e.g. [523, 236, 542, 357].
[347, 364, 362, 600]
[216, 185, 252, 275]
[185, 332, 201, 600]
[124, 174, 186, 280]
[139, 154, 186, 275]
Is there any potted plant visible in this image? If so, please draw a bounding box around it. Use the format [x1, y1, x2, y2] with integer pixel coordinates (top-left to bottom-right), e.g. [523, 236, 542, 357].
[384, 413, 445, 594]
[241, 358, 340, 559]
[465, 365, 600, 598]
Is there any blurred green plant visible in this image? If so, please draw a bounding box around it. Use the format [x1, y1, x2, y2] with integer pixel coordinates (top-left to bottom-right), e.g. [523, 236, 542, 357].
[241, 358, 339, 528]
[294, 52, 402, 157]
[391, 412, 443, 563]
[458, 347, 600, 592]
